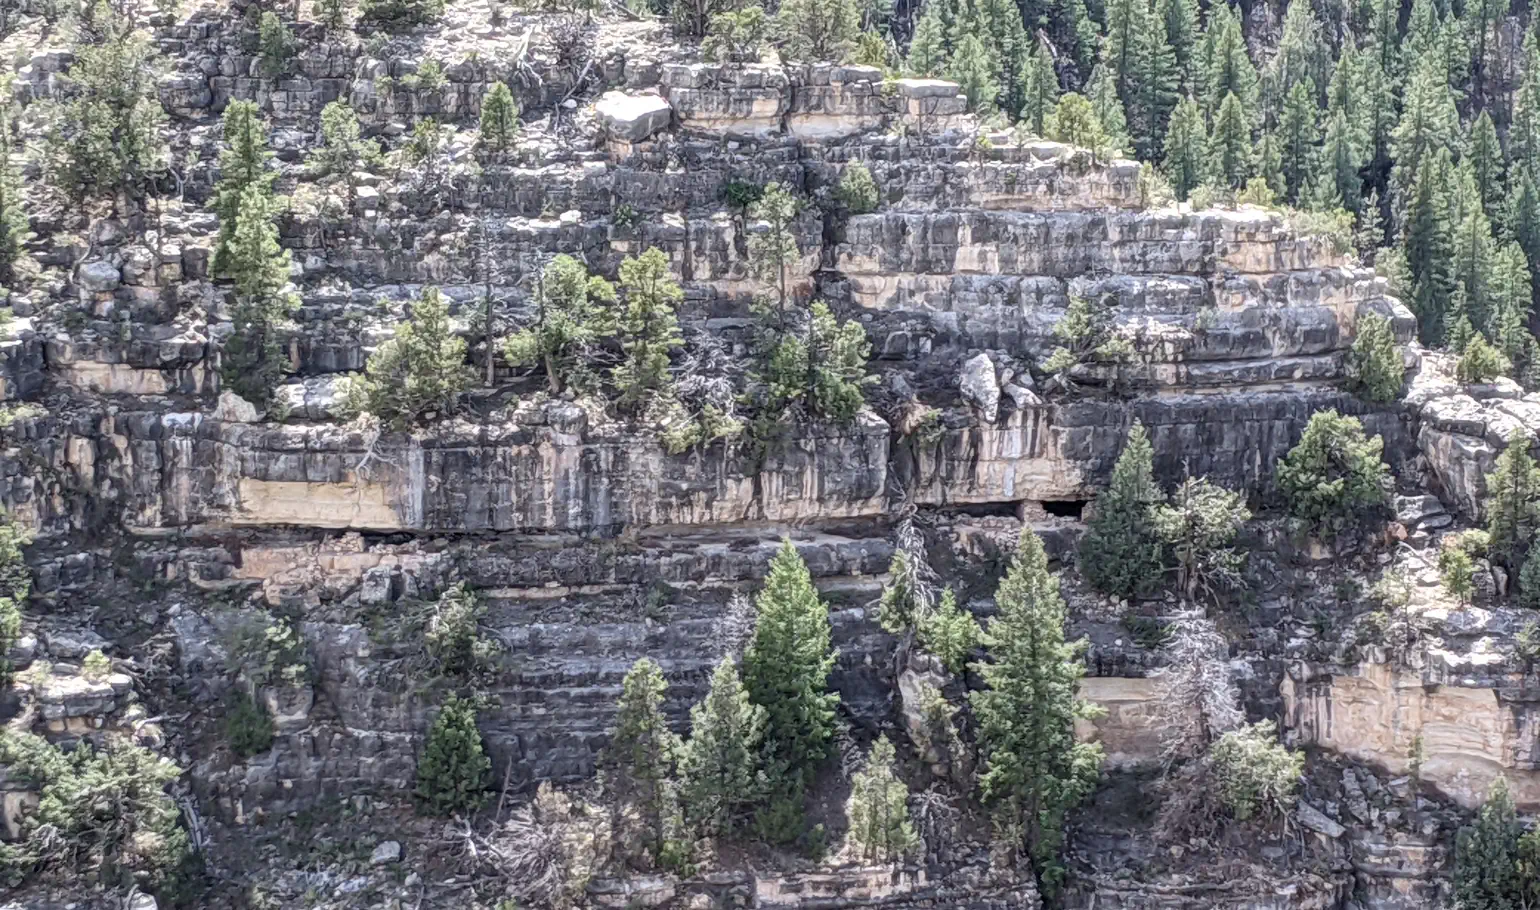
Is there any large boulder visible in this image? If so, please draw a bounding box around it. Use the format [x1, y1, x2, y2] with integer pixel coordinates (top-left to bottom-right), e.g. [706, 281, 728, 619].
[959, 352, 1000, 423]
[595, 91, 673, 142]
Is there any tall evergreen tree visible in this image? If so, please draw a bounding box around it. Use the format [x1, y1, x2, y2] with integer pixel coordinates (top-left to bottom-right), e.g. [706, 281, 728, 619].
[1278, 78, 1321, 203]
[353, 287, 472, 427]
[1087, 64, 1132, 156]
[221, 185, 295, 406]
[1452, 778, 1524, 910]
[971, 529, 1103, 893]
[1255, 128, 1287, 199]
[1020, 37, 1060, 135]
[1454, 168, 1500, 334]
[1326, 44, 1370, 166]
[1390, 53, 1461, 211]
[1360, 52, 1399, 192]
[602, 658, 683, 864]
[680, 658, 767, 839]
[1463, 0, 1509, 110]
[415, 695, 490, 815]
[1103, 0, 1176, 157]
[1323, 109, 1363, 213]
[1208, 91, 1253, 188]
[742, 540, 838, 796]
[906, 3, 949, 77]
[947, 34, 1001, 113]
[1403, 148, 1460, 344]
[1079, 421, 1166, 598]
[478, 81, 519, 154]
[212, 100, 276, 277]
[1160, 0, 1200, 84]
[1162, 95, 1208, 199]
[1366, 0, 1401, 84]
[1513, 22, 1540, 175]
[1484, 430, 1540, 570]
[0, 126, 28, 286]
[1261, 0, 1330, 125]
[1198, 4, 1259, 123]
[1468, 111, 1507, 229]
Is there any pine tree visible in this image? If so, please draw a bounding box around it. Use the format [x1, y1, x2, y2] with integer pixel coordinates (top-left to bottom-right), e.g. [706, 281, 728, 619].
[1404, 0, 1442, 63]
[354, 287, 472, 427]
[1360, 52, 1398, 186]
[971, 528, 1102, 892]
[1277, 78, 1320, 203]
[1162, 95, 1208, 200]
[1402, 148, 1459, 344]
[1468, 111, 1506, 229]
[680, 658, 767, 839]
[1080, 421, 1166, 598]
[1151, 476, 1250, 604]
[917, 587, 981, 673]
[1208, 91, 1253, 189]
[743, 539, 838, 795]
[317, 0, 348, 29]
[1484, 430, 1540, 571]
[1325, 42, 1369, 166]
[1514, 23, 1540, 176]
[1019, 37, 1059, 135]
[41, 31, 167, 202]
[1275, 409, 1391, 534]
[778, 0, 860, 62]
[1452, 778, 1524, 910]
[613, 248, 684, 412]
[747, 183, 802, 331]
[478, 81, 519, 154]
[1347, 312, 1404, 403]
[1490, 244, 1538, 379]
[308, 101, 378, 203]
[1048, 92, 1106, 154]
[220, 184, 295, 407]
[905, 3, 948, 77]
[212, 100, 276, 277]
[1390, 55, 1461, 213]
[1463, 0, 1509, 109]
[947, 34, 1000, 113]
[1159, 0, 1200, 82]
[602, 658, 682, 863]
[843, 735, 917, 862]
[503, 254, 616, 395]
[1322, 109, 1362, 212]
[1261, 1, 1329, 124]
[1198, 4, 1258, 122]
[1087, 64, 1132, 157]
[1255, 129, 1286, 199]
[1103, 0, 1176, 157]
[965, 0, 1030, 116]
[1453, 170, 1499, 333]
[416, 695, 490, 815]
[1367, 0, 1402, 84]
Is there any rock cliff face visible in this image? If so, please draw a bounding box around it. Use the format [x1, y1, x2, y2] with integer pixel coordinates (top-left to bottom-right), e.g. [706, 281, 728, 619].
[0, 5, 1535, 908]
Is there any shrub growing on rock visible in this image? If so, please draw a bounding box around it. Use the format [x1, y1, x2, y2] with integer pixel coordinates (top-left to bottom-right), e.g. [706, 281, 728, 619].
[1483, 430, 1540, 571]
[843, 735, 917, 862]
[1208, 720, 1303, 822]
[1458, 334, 1512, 384]
[416, 695, 490, 815]
[224, 689, 276, 757]
[424, 583, 499, 678]
[502, 255, 615, 395]
[257, 12, 294, 77]
[613, 248, 685, 412]
[1152, 477, 1250, 605]
[775, 0, 859, 62]
[349, 287, 471, 427]
[359, 0, 443, 29]
[835, 162, 880, 214]
[478, 81, 520, 155]
[1275, 409, 1390, 535]
[0, 731, 187, 889]
[40, 31, 166, 202]
[1347, 313, 1405, 403]
[918, 588, 981, 674]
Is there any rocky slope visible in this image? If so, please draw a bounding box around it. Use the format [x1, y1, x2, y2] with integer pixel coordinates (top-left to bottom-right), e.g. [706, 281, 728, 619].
[0, 2, 1536, 909]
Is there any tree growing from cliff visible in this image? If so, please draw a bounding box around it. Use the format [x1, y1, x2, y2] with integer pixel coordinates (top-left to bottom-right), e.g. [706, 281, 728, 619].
[1042, 294, 1133, 390]
[0, 731, 187, 889]
[776, 0, 859, 62]
[747, 183, 801, 331]
[350, 287, 471, 427]
[918, 587, 981, 674]
[843, 735, 917, 863]
[317, 0, 349, 29]
[679, 658, 767, 839]
[0, 124, 29, 287]
[212, 101, 278, 278]
[1275, 409, 1390, 535]
[970, 529, 1102, 893]
[308, 101, 379, 200]
[613, 248, 684, 413]
[743, 540, 838, 834]
[424, 583, 499, 679]
[1151, 613, 1243, 768]
[41, 30, 166, 204]
[1080, 421, 1167, 599]
[1347, 313, 1404, 404]
[1483, 433, 1540, 577]
[220, 184, 296, 408]
[0, 513, 29, 685]
[503, 254, 616, 396]
[1152, 476, 1249, 604]
[602, 658, 685, 868]
[1453, 777, 1525, 910]
[416, 695, 490, 815]
[478, 82, 520, 156]
[835, 162, 880, 215]
[1208, 721, 1303, 822]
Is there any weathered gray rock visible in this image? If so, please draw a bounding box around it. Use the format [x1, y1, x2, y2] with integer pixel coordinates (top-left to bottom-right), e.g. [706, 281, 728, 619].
[76, 260, 121, 292]
[370, 840, 402, 865]
[959, 352, 1000, 423]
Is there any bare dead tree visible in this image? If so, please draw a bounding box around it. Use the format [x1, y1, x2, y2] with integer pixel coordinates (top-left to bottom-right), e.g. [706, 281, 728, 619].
[1150, 611, 1243, 770]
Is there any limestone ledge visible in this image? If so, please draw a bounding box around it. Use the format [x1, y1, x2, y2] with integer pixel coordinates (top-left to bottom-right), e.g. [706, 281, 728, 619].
[1283, 660, 1540, 810]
